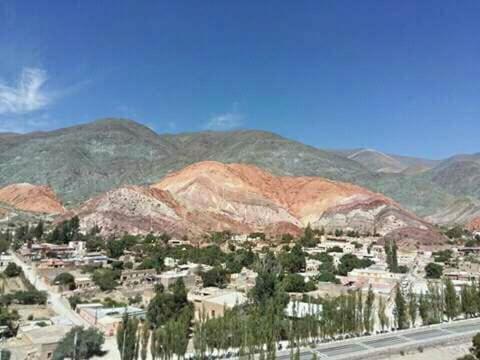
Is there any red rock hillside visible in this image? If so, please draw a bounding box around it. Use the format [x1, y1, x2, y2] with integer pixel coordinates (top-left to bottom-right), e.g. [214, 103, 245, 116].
[70, 161, 445, 248]
[468, 217, 480, 231]
[0, 183, 65, 214]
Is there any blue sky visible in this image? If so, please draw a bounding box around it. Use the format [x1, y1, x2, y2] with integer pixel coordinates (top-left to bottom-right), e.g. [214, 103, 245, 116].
[1, 1, 479, 159]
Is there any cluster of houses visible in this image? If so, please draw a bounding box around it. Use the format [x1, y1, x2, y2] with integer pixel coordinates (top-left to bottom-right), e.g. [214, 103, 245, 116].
[7, 232, 480, 344]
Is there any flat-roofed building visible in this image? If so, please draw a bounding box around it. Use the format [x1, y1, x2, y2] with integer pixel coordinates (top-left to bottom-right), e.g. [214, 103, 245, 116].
[77, 304, 145, 336]
[188, 287, 248, 320]
[156, 269, 197, 290]
[229, 268, 258, 292]
[1, 324, 73, 360]
[120, 268, 157, 286]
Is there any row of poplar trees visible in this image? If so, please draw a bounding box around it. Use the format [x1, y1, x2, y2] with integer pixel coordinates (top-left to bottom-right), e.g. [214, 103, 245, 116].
[117, 262, 480, 360]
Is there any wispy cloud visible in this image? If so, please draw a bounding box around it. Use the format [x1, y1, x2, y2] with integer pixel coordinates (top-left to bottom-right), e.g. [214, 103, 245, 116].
[0, 67, 51, 115]
[204, 111, 244, 131]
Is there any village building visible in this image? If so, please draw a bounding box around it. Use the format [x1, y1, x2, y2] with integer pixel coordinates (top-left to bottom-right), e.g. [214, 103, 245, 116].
[120, 268, 157, 287]
[229, 267, 258, 292]
[76, 304, 146, 336]
[188, 287, 248, 320]
[1, 324, 73, 360]
[155, 268, 197, 290]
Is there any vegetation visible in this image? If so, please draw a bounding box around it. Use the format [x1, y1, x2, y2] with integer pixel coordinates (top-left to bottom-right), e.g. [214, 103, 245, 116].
[384, 239, 399, 273]
[146, 280, 192, 328]
[425, 262, 443, 279]
[457, 332, 480, 360]
[49, 216, 80, 244]
[433, 249, 453, 263]
[92, 268, 119, 291]
[116, 314, 140, 360]
[281, 273, 316, 293]
[201, 267, 228, 288]
[3, 263, 22, 278]
[54, 272, 76, 290]
[53, 326, 105, 360]
[279, 244, 306, 273]
[336, 254, 373, 276]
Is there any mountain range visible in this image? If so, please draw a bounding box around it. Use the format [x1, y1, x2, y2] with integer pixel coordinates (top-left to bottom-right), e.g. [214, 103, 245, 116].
[0, 118, 479, 229]
[0, 161, 446, 249]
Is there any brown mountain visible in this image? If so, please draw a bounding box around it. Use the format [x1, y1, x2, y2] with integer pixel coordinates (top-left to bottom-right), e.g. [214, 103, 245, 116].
[468, 217, 480, 232]
[70, 161, 445, 248]
[0, 183, 65, 214]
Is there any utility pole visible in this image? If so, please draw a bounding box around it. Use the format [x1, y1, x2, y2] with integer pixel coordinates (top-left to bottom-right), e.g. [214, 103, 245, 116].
[73, 329, 78, 360]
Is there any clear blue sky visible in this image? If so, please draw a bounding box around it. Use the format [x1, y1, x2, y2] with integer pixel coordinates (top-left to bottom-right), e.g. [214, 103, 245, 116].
[1, 1, 479, 159]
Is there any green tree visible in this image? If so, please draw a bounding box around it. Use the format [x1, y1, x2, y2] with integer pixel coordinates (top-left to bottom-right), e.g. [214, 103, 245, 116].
[281, 273, 315, 293]
[279, 244, 306, 273]
[117, 314, 139, 360]
[336, 254, 373, 276]
[54, 272, 76, 290]
[147, 279, 191, 328]
[92, 269, 118, 291]
[444, 278, 458, 321]
[106, 239, 126, 259]
[461, 283, 478, 318]
[3, 263, 22, 278]
[201, 267, 228, 288]
[33, 221, 44, 240]
[408, 287, 418, 327]
[425, 263, 443, 279]
[384, 239, 399, 273]
[378, 297, 389, 332]
[53, 326, 105, 360]
[394, 286, 408, 330]
[418, 292, 430, 325]
[299, 224, 317, 247]
[140, 321, 150, 360]
[363, 285, 375, 333]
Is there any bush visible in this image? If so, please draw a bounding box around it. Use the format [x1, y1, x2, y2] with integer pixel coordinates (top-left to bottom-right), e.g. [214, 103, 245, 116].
[282, 273, 312, 293]
[425, 262, 443, 279]
[92, 269, 118, 291]
[4, 263, 22, 278]
[54, 272, 75, 290]
[337, 254, 374, 276]
[52, 326, 105, 360]
[201, 267, 228, 288]
[316, 272, 340, 284]
[13, 290, 47, 305]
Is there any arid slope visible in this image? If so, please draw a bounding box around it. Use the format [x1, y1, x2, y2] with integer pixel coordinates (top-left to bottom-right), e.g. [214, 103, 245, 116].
[0, 184, 65, 214]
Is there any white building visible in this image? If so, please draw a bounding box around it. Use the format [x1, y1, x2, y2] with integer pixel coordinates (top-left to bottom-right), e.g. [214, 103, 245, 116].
[285, 301, 322, 318]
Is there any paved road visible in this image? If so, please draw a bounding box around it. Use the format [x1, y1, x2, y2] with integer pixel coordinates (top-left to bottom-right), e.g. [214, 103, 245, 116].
[274, 318, 480, 359]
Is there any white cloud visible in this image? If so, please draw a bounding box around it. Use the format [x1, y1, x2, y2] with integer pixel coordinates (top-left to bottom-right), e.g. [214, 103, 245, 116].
[205, 112, 244, 131]
[0, 67, 51, 115]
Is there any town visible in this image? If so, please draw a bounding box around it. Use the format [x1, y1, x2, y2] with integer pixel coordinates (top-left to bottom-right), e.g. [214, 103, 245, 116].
[1, 216, 480, 359]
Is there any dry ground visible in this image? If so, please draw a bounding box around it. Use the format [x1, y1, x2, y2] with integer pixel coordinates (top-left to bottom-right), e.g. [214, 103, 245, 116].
[386, 342, 471, 360]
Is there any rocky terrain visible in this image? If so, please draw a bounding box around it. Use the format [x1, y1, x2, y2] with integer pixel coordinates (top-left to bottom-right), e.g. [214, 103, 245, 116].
[63, 161, 445, 248]
[337, 148, 439, 174]
[0, 118, 479, 228]
[468, 217, 480, 231]
[0, 183, 65, 214]
[425, 198, 480, 226]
